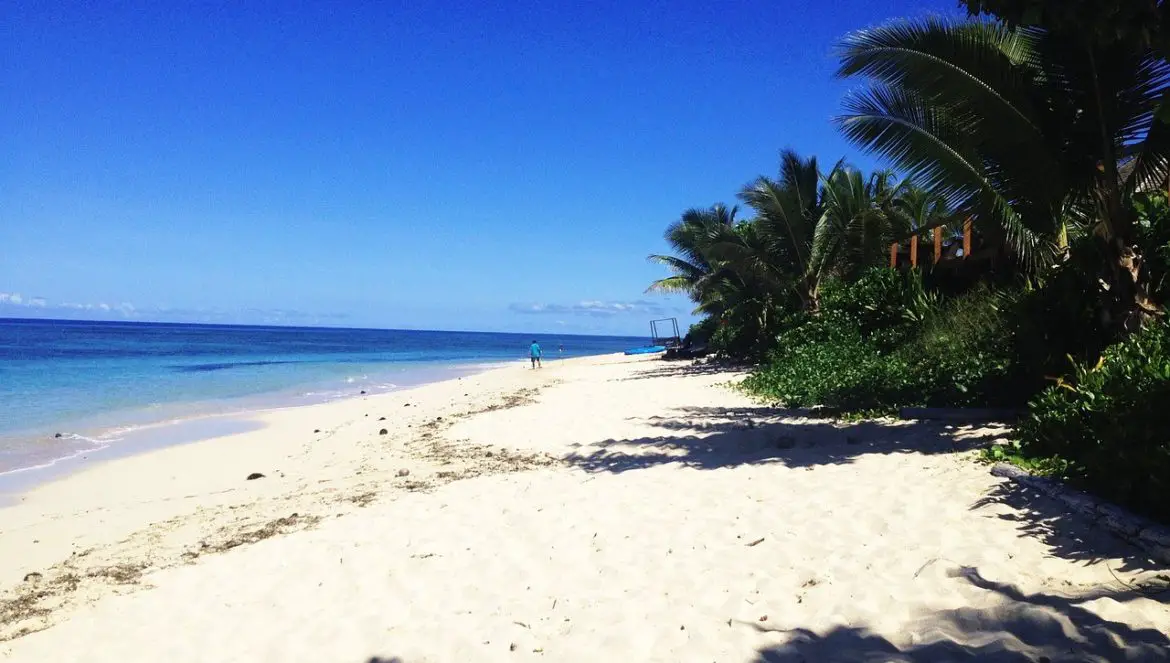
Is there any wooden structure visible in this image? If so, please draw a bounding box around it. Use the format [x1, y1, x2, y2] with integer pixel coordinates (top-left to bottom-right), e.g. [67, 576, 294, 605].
[889, 219, 973, 268]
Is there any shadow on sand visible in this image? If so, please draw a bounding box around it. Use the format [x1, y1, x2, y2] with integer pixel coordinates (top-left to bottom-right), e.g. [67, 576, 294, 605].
[366, 368, 1170, 662]
[568, 405, 1166, 569]
[752, 566, 1170, 662]
[566, 405, 996, 474]
[610, 359, 751, 382]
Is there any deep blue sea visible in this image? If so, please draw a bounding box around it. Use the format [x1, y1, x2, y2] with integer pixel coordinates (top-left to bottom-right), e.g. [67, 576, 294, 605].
[0, 318, 644, 475]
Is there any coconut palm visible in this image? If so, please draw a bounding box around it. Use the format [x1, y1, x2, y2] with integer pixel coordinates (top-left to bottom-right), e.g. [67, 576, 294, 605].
[835, 16, 1170, 329]
[811, 167, 911, 281]
[735, 149, 832, 309]
[645, 203, 738, 302]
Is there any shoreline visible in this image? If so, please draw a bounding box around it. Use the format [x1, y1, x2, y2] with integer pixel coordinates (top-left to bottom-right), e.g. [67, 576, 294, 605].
[0, 353, 590, 603]
[2, 353, 1168, 660]
[0, 357, 521, 490]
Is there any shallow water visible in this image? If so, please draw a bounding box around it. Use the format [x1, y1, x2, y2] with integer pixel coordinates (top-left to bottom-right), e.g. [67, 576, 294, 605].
[0, 319, 642, 475]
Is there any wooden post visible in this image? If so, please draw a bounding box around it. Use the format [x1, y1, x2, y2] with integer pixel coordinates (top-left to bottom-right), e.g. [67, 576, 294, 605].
[933, 226, 942, 264]
[889, 242, 897, 268]
[910, 233, 918, 267]
[962, 219, 972, 258]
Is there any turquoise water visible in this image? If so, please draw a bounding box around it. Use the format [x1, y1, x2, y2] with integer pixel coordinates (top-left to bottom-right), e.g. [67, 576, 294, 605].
[0, 319, 644, 475]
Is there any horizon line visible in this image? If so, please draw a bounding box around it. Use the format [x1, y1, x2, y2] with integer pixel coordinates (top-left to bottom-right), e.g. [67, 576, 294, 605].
[0, 316, 650, 339]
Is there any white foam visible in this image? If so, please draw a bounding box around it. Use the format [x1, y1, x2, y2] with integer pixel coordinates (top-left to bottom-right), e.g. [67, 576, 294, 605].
[0, 436, 112, 476]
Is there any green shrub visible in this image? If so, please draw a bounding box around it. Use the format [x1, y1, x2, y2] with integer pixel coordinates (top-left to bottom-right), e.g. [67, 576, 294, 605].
[818, 267, 934, 350]
[1135, 192, 1170, 305]
[1015, 320, 1170, 522]
[685, 317, 717, 345]
[905, 286, 1021, 406]
[742, 274, 1025, 412]
[740, 315, 915, 412]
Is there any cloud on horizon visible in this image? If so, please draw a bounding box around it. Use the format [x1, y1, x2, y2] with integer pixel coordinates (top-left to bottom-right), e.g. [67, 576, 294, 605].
[509, 299, 680, 318]
[62, 301, 137, 316]
[0, 292, 348, 326]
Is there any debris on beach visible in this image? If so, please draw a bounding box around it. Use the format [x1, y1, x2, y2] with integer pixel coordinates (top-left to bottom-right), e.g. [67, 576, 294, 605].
[379, 429, 388, 435]
[245, 472, 265, 480]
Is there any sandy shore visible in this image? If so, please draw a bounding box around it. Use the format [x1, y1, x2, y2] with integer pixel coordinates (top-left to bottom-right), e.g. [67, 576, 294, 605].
[1, 353, 1168, 661]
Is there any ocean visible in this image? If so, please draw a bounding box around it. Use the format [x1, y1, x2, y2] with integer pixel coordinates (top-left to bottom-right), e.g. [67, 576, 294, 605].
[0, 318, 645, 477]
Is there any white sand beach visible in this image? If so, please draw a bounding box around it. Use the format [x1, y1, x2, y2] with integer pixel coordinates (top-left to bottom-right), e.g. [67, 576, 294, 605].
[1, 354, 1168, 662]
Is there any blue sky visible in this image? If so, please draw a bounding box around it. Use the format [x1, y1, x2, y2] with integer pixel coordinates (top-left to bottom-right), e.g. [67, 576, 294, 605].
[1, 0, 958, 335]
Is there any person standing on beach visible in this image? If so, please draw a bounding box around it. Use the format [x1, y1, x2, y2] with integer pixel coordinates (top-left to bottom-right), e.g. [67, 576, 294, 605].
[530, 340, 543, 369]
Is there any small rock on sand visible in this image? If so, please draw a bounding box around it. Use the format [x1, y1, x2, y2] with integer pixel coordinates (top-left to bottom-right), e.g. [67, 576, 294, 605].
[397, 469, 410, 477]
[246, 472, 265, 480]
[379, 429, 388, 435]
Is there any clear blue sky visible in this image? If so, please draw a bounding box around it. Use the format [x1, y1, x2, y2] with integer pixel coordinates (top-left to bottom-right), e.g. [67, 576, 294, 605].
[1, 0, 958, 335]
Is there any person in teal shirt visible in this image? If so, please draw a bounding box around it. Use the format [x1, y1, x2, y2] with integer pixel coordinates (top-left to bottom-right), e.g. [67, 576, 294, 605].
[529, 340, 542, 369]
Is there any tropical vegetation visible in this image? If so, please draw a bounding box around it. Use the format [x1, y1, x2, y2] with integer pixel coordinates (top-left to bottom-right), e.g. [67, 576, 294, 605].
[646, 2, 1170, 523]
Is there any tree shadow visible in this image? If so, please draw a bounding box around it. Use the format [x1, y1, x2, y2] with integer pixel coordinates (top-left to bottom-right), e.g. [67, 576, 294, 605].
[567, 405, 1004, 474]
[753, 567, 1170, 662]
[972, 479, 1170, 575]
[610, 360, 749, 382]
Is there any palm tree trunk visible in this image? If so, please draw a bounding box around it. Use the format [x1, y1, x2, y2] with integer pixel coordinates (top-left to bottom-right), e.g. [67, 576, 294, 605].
[1087, 46, 1162, 332]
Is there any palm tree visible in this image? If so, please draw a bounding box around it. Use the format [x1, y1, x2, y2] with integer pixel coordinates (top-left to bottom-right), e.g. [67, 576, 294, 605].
[811, 167, 911, 281]
[735, 149, 831, 309]
[835, 16, 1170, 331]
[646, 203, 738, 302]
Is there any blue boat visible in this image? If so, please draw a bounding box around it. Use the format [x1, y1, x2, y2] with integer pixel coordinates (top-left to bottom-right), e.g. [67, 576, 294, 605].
[624, 345, 666, 355]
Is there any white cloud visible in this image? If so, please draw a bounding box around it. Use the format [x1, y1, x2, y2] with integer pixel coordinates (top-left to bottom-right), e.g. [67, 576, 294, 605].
[509, 299, 678, 318]
[29, 297, 46, 307]
[0, 292, 24, 305]
[60, 301, 137, 317]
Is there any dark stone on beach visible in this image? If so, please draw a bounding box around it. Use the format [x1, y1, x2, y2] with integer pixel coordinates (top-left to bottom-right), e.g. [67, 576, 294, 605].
[404, 403, 411, 407]
[379, 429, 388, 435]
[397, 469, 410, 477]
[314, 429, 320, 433]
[775, 435, 796, 449]
[54, 433, 62, 438]
[23, 572, 42, 582]
[378, 417, 386, 421]
[246, 472, 265, 480]
[436, 416, 443, 421]
[360, 390, 367, 394]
